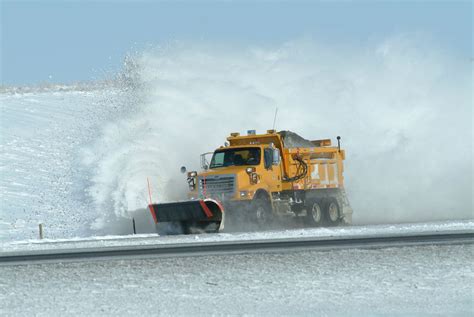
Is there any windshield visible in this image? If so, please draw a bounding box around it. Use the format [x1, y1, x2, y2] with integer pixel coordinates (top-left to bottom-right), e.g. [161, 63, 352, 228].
[209, 147, 261, 169]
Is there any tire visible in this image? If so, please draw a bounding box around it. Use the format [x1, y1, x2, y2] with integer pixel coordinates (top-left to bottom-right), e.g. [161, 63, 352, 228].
[252, 197, 272, 226]
[306, 200, 323, 226]
[324, 197, 340, 226]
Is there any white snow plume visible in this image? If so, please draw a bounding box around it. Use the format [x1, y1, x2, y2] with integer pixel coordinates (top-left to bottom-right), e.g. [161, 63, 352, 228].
[85, 36, 472, 229]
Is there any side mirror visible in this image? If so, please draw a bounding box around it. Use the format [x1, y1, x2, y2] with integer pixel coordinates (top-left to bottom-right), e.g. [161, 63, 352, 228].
[180, 166, 187, 174]
[272, 148, 280, 165]
[264, 148, 273, 169]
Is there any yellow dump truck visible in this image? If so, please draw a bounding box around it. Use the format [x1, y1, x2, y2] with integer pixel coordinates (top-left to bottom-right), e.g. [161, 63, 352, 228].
[149, 130, 352, 234]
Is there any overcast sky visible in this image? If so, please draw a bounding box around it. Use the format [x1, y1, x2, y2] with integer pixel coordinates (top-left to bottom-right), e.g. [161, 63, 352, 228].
[1, 0, 472, 86]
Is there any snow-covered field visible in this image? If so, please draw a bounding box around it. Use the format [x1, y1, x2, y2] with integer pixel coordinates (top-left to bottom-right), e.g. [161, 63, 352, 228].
[1, 39, 472, 244]
[1, 244, 472, 316]
[0, 85, 137, 241]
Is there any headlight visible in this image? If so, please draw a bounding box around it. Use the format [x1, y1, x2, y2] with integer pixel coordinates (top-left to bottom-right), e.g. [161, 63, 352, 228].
[240, 191, 249, 197]
[246, 167, 256, 174]
[187, 172, 197, 190]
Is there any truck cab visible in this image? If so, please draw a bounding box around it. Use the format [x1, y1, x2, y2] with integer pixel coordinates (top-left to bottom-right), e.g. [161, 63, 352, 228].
[187, 131, 283, 204]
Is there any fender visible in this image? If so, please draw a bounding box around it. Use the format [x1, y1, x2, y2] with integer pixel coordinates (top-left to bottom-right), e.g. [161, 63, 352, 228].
[254, 188, 271, 202]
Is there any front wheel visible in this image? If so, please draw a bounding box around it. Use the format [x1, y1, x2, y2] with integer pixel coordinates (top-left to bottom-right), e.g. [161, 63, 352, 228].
[252, 198, 273, 227]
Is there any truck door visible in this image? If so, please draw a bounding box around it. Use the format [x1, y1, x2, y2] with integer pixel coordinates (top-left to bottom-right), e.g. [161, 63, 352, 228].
[262, 147, 283, 193]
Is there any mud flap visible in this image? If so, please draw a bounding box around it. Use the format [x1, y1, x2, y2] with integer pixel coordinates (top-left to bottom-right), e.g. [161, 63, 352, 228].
[148, 199, 224, 234]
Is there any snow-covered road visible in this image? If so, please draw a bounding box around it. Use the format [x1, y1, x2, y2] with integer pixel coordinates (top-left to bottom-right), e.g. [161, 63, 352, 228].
[2, 220, 473, 253]
[1, 243, 472, 316]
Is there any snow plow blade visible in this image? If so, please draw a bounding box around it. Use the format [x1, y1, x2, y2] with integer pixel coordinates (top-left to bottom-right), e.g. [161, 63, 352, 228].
[148, 199, 224, 234]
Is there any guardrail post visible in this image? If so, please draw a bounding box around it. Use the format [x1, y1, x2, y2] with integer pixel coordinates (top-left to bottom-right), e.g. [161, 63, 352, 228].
[132, 218, 136, 234]
[39, 223, 43, 239]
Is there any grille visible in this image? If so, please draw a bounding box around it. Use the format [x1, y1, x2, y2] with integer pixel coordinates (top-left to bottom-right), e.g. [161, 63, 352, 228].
[199, 174, 236, 199]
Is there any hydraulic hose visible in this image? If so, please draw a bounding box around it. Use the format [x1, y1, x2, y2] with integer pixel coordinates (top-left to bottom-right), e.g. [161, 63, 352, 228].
[282, 155, 308, 182]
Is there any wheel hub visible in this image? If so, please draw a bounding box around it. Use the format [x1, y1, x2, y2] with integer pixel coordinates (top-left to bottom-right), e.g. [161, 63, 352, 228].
[328, 203, 338, 221]
[256, 206, 266, 221]
[311, 204, 321, 223]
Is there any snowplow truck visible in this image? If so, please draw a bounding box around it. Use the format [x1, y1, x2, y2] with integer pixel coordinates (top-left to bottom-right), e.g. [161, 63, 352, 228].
[148, 130, 352, 234]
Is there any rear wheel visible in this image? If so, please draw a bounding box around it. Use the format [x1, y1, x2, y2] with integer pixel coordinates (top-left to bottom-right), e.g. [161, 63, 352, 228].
[306, 200, 323, 226]
[324, 197, 340, 226]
